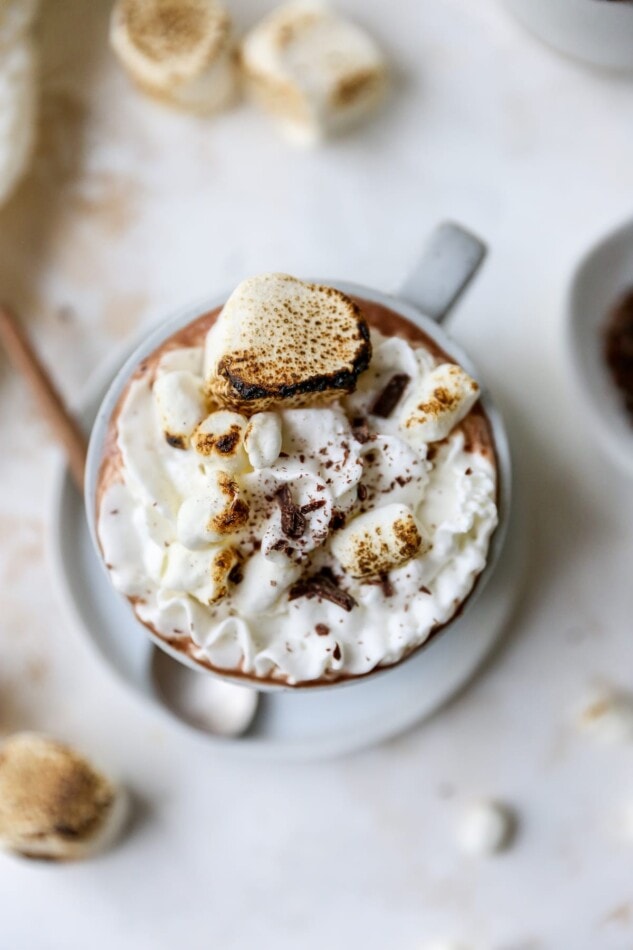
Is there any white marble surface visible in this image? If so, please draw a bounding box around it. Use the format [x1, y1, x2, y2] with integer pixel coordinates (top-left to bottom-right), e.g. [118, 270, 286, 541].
[1, 1, 633, 947]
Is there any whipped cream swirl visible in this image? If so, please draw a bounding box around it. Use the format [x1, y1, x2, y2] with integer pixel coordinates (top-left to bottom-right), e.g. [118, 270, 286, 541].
[98, 329, 498, 684]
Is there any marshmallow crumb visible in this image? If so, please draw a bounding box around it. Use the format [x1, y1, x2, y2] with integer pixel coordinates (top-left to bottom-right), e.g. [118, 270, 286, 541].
[455, 799, 515, 856]
[578, 689, 633, 745]
[0, 733, 127, 861]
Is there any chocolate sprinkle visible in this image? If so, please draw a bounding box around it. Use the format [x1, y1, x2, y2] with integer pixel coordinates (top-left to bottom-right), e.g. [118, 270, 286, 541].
[357, 483, 368, 501]
[315, 623, 330, 636]
[329, 510, 346, 531]
[276, 485, 306, 539]
[369, 373, 411, 418]
[301, 499, 327, 513]
[289, 569, 357, 612]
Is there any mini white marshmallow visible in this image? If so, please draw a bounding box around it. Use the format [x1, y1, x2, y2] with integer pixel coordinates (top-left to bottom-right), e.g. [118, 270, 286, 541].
[241, 0, 387, 145]
[110, 0, 238, 113]
[455, 799, 515, 856]
[176, 469, 249, 549]
[399, 363, 480, 445]
[161, 541, 239, 604]
[244, 412, 282, 469]
[192, 410, 248, 472]
[153, 370, 207, 447]
[155, 345, 204, 378]
[330, 503, 426, 578]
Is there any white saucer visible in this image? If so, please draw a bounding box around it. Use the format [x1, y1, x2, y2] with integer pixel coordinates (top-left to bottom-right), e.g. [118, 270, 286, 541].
[50, 365, 525, 761]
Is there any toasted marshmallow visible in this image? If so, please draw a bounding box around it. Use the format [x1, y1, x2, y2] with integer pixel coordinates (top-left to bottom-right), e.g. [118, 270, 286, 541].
[154, 370, 207, 449]
[399, 363, 480, 445]
[0, 37, 37, 207]
[0, 0, 38, 48]
[331, 503, 426, 578]
[176, 469, 249, 548]
[162, 541, 239, 603]
[192, 409, 248, 471]
[455, 799, 515, 856]
[110, 0, 238, 113]
[241, 0, 387, 145]
[0, 733, 127, 861]
[244, 411, 282, 469]
[205, 273, 371, 413]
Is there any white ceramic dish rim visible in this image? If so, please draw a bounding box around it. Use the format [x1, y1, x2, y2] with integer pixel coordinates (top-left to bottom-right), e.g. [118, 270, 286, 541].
[566, 216, 633, 476]
[84, 281, 512, 692]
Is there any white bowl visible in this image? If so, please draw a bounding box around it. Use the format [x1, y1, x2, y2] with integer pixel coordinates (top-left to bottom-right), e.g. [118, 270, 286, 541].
[504, 0, 633, 71]
[568, 217, 633, 474]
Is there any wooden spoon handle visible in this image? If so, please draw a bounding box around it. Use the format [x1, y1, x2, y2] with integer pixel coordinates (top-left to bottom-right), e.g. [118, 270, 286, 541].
[0, 305, 87, 493]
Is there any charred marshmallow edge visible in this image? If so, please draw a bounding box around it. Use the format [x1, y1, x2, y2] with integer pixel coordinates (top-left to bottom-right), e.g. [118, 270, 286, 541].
[110, 0, 238, 113]
[241, 0, 388, 145]
[330, 502, 428, 578]
[399, 363, 480, 444]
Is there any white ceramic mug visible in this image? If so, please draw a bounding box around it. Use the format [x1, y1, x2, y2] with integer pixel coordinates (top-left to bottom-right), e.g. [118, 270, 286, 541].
[504, 0, 633, 70]
[85, 222, 512, 691]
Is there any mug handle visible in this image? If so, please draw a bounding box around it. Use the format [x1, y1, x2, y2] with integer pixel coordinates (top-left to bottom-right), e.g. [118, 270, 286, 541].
[398, 222, 487, 324]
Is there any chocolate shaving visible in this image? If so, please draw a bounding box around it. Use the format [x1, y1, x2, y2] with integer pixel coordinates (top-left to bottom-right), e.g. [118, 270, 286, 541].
[332, 644, 342, 661]
[366, 573, 395, 597]
[315, 623, 330, 636]
[351, 417, 371, 444]
[369, 373, 411, 418]
[276, 485, 306, 539]
[357, 483, 368, 501]
[301, 499, 326, 513]
[289, 569, 357, 612]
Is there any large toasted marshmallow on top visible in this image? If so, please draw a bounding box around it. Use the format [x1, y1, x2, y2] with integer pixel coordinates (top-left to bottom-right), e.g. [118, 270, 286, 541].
[241, 0, 387, 145]
[399, 363, 480, 445]
[176, 469, 249, 549]
[161, 542, 240, 604]
[110, 0, 238, 113]
[154, 370, 207, 448]
[0, 734, 127, 861]
[205, 273, 371, 414]
[331, 503, 427, 579]
[0, 37, 37, 207]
